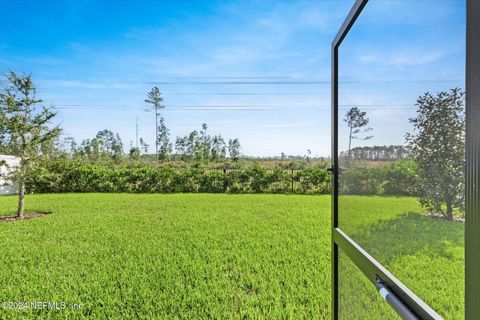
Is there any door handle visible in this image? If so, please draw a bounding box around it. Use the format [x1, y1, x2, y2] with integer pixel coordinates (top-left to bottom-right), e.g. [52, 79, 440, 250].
[326, 167, 343, 174]
[376, 277, 418, 320]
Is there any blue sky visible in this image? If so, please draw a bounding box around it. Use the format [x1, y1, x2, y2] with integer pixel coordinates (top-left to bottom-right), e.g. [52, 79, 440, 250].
[0, 0, 465, 157]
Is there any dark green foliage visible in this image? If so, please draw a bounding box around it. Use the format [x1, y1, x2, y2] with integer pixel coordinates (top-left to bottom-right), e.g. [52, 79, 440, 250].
[25, 160, 332, 194]
[382, 160, 417, 196]
[26, 158, 425, 196]
[340, 160, 418, 196]
[296, 168, 331, 194]
[340, 167, 383, 195]
[128, 147, 141, 160]
[406, 88, 465, 220]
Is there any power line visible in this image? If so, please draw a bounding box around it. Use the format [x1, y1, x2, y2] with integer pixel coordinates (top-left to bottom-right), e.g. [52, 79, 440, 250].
[144, 79, 463, 85]
[144, 80, 330, 85]
[162, 92, 323, 96]
[54, 103, 419, 111]
[156, 76, 293, 79]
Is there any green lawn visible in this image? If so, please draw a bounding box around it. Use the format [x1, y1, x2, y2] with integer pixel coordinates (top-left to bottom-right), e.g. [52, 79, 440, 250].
[0, 194, 464, 319]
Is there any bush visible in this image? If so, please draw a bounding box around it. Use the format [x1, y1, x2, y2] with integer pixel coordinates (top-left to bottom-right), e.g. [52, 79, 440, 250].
[26, 160, 332, 195]
[339, 160, 418, 196]
[382, 160, 417, 196]
[296, 168, 331, 194]
[340, 167, 383, 195]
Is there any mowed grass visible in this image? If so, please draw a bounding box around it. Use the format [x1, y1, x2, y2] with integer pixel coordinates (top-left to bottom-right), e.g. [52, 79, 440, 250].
[338, 196, 464, 320]
[0, 194, 330, 319]
[0, 194, 464, 319]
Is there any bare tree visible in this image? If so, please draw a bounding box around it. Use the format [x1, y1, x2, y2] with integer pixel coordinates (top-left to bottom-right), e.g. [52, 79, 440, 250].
[343, 107, 373, 158]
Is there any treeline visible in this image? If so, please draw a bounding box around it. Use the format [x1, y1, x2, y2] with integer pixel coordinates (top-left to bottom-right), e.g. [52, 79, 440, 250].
[63, 123, 241, 164]
[339, 145, 409, 161]
[174, 123, 241, 162]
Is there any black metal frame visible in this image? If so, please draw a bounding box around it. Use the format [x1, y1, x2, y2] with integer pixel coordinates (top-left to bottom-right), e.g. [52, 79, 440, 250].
[331, 0, 479, 319]
[465, 0, 480, 318]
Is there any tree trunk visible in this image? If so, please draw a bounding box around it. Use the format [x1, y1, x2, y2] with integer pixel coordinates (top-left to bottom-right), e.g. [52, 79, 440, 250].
[17, 181, 25, 219]
[446, 201, 454, 221]
[348, 126, 353, 158]
[155, 110, 159, 161]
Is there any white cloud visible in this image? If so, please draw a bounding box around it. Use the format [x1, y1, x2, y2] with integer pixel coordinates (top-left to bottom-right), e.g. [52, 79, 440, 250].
[359, 47, 449, 68]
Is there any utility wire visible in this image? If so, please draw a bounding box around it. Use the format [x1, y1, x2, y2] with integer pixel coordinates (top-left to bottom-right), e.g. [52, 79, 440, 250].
[143, 79, 463, 85]
[54, 104, 419, 111]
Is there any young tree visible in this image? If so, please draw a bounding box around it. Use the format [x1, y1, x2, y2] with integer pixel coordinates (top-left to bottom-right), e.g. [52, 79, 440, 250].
[199, 123, 211, 160]
[139, 138, 149, 154]
[211, 134, 226, 161]
[343, 107, 373, 158]
[62, 136, 78, 157]
[406, 88, 465, 221]
[77, 130, 123, 162]
[306, 149, 312, 161]
[157, 117, 172, 160]
[174, 135, 188, 157]
[95, 129, 124, 160]
[228, 138, 241, 161]
[175, 123, 237, 162]
[175, 130, 199, 160]
[145, 87, 165, 160]
[128, 147, 141, 160]
[0, 72, 61, 218]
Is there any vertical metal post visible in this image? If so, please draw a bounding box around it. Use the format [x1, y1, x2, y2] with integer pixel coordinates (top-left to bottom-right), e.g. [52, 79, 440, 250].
[331, 42, 339, 320]
[465, 0, 480, 318]
[291, 169, 294, 193]
[331, 2, 369, 319]
[223, 168, 227, 193]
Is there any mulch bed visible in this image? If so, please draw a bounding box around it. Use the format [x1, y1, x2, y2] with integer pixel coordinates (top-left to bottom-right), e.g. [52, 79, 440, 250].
[422, 212, 465, 223]
[0, 211, 51, 223]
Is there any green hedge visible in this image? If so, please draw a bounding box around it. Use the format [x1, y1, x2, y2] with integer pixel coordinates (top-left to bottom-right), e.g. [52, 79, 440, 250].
[26, 160, 417, 195]
[26, 161, 331, 194]
[339, 160, 418, 196]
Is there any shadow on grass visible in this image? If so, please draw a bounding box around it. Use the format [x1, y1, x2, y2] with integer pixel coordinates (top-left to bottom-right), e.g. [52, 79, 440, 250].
[0, 211, 52, 223]
[350, 212, 464, 264]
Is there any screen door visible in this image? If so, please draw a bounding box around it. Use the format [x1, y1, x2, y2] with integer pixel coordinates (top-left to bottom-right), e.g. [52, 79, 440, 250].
[331, 0, 479, 319]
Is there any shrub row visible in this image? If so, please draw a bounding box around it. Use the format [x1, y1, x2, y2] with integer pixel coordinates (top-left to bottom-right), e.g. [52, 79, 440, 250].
[340, 160, 418, 196]
[25, 161, 331, 194]
[25, 160, 418, 195]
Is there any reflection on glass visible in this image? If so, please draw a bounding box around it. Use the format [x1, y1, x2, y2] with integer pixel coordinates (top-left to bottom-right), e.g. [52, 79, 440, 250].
[339, 249, 399, 320]
[337, 0, 465, 318]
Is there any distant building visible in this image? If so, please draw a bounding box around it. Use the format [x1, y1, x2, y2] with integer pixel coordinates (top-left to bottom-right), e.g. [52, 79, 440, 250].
[0, 155, 20, 195]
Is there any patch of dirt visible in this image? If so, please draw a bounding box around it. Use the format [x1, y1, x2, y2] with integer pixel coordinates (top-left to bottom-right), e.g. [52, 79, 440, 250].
[422, 212, 464, 223]
[0, 211, 52, 223]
